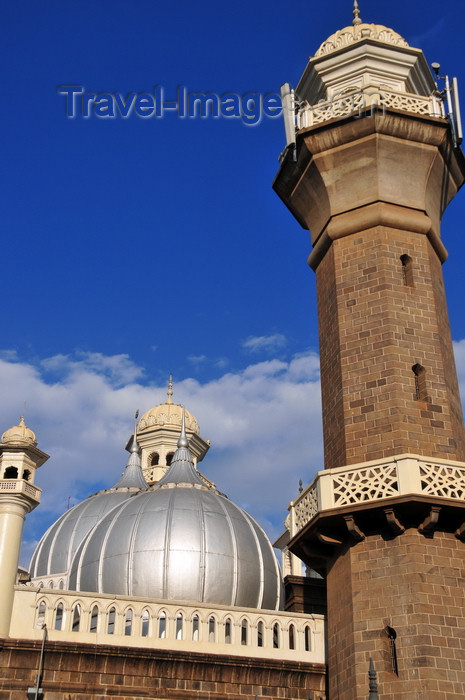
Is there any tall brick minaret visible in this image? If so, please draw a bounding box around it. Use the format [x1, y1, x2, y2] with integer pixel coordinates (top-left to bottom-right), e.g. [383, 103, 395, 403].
[275, 5, 465, 699]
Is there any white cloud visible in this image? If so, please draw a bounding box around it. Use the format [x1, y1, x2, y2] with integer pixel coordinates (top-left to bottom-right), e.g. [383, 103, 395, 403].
[453, 339, 465, 400]
[242, 333, 288, 353]
[187, 354, 207, 365]
[40, 351, 143, 385]
[0, 349, 322, 566]
[8, 339, 465, 567]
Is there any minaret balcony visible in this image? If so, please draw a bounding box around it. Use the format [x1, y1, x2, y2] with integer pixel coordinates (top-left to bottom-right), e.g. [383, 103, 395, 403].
[286, 453, 465, 568]
[296, 86, 444, 130]
[0, 478, 41, 505]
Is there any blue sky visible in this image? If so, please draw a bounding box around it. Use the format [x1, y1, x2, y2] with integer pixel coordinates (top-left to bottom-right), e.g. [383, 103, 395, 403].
[2, 0, 465, 563]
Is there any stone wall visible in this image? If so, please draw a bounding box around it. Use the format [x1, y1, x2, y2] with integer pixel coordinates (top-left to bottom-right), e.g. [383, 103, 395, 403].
[0, 639, 327, 699]
[326, 528, 465, 700]
[316, 226, 465, 468]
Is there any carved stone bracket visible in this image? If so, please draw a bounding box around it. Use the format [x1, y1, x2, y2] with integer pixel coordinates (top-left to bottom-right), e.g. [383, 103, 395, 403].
[455, 522, 465, 541]
[343, 515, 365, 541]
[317, 533, 343, 546]
[384, 508, 405, 535]
[418, 506, 441, 534]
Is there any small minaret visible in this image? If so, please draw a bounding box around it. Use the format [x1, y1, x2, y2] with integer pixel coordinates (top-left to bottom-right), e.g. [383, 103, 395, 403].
[275, 4, 465, 699]
[0, 417, 49, 637]
[136, 376, 210, 485]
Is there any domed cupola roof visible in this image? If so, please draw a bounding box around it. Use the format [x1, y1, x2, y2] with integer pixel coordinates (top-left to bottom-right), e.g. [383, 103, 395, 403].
[137, 377, 199, 434]
[2, 416, 37, 446]
[315, 1, 409, 57]
[29, 415, 147, 582]
[68, 412, 283, 610]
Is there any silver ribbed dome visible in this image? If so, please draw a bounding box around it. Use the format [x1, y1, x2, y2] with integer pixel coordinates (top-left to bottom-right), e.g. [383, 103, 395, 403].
[69, 425, 283, 610]
[29, 489, 138, 579]
[30, 432, 147, 580]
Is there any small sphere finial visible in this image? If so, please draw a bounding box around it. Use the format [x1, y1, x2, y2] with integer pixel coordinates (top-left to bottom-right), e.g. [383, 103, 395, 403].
[167, 374, 173, 404]
[352, 0, 362, 25]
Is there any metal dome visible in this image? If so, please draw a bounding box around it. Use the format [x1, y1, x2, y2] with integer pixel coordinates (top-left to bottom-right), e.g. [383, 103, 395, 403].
[30, 429, 147, 580]
[68, 422, 283, 610]
[29, 489, 138, 579]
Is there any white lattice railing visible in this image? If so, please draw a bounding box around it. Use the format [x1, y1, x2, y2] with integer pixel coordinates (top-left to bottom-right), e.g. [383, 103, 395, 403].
[289, 454, 465, 536]
[297, 88, 444, 129]
[10, 587, 326, 664]
[0, 479, 41, 501]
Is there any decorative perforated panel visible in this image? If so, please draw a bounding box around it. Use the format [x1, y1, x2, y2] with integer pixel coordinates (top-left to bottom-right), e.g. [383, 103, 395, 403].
[420, 463, 465, 499]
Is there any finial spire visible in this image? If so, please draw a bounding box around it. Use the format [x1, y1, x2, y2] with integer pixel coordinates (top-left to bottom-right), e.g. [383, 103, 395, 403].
[167, 374, 173, 404]
[368, 657, 380, 699]
[156, 405, 203, 487]
[113, 410, 147, 490]
[131, 410, 139, 454]
[177, 406, 189, 448]
[352, 0, 362, 25]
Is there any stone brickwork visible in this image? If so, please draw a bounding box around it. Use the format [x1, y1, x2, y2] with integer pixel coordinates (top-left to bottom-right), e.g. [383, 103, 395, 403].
[273, 29, 465, 700]
[0, 639, 327, 699]
[316, 225, 465, 468]
[326, 529, 465, 700]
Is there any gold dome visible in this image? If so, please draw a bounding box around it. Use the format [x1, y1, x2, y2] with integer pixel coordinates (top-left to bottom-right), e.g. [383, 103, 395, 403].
[315, 23, 409, 57]
[137, 402, 200, 434]
[137, 378, 200, 435]
[1, 416, 37, 446]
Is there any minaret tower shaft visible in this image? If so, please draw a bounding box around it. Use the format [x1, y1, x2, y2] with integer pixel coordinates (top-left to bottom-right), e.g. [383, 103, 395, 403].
[275, 7, 465, 700]
[0, 418, 48, 637]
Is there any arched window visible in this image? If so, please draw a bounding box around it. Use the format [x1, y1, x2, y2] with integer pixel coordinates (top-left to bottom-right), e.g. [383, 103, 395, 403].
[176, 612, 183, 640]
[150, 453, 159, 466]
[273, 622, 280, 648]
[289, 624, 295, 650]
[107, 607, 116, 635]
[4, 466, 18, 479]
[257, 621, 264, 647]
[124, 609, 133, 636]
[166, 453, 174, 466]
[36, 601, 46, 629]
[241, 619, 248, 646]
[385, 626, 399, 675]
[58, 580, 64, 590]
[54, 603, 63, 631]
[192, 614, 199, 641]
[304, 625, 311, 652]
[158, 611, 166, 639]
[208, 616, 216, 642]
[48, 581, 54, 589]
[141, 609, 150, 637]
[72, 604, 81, 632]
[90, 605, 98, 633]
[412, 363, 428, 402]
[22, 469, 31, 481]
[224, 618, 232, 644]
[400, 254, 414, 287]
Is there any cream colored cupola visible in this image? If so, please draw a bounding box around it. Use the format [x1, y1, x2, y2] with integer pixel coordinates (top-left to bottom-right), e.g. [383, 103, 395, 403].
[135, 376, 210, 485]
[0, 416, 48, 485]
[295, 1, 443, 127]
